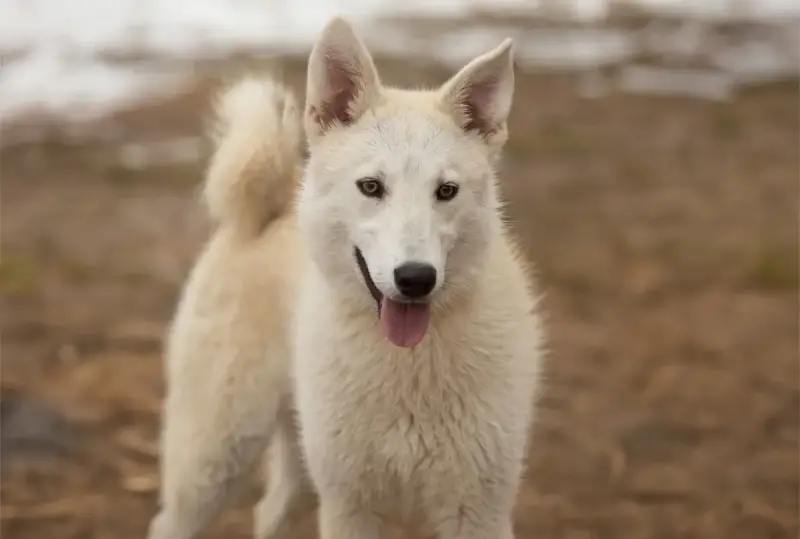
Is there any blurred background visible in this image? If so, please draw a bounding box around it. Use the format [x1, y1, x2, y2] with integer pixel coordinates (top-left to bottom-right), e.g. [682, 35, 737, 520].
[1, 1, 798, 538]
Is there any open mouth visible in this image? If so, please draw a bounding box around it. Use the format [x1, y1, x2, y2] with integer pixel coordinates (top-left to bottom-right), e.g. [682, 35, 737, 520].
[354, 247, 431, 349]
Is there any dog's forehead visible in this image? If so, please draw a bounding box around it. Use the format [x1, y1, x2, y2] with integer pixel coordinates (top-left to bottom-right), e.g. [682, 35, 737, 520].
[372, 108, 453, 148]
[364, 109, 481, 179]
[312, 105, 489, 183]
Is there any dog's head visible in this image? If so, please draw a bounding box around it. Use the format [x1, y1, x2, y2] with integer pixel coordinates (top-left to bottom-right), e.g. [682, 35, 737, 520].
[297, 18, 515, 348]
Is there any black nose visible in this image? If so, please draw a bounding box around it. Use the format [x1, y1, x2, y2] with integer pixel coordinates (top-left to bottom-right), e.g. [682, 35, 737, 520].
[393, 262, 437, 299]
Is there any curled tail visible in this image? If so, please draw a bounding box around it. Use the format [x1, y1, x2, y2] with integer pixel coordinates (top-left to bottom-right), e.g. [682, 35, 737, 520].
[205, 76, 303, 236]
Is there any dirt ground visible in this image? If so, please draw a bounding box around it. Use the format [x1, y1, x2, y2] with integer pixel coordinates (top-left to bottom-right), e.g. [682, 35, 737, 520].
[1, 57, 798, 539]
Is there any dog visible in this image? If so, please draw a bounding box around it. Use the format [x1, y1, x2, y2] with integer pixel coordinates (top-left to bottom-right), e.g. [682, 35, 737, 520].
[147, 17, 544, 539]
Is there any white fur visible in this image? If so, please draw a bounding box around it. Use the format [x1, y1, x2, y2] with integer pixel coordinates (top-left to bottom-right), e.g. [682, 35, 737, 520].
[148, 17, 543, 539]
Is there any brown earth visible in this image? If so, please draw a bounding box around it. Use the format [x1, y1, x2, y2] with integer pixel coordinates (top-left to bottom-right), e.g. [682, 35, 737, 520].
[1, 57, 798, 539]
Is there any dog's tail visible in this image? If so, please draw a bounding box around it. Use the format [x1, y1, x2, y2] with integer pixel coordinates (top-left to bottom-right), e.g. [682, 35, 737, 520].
[204, 76, 303, 237]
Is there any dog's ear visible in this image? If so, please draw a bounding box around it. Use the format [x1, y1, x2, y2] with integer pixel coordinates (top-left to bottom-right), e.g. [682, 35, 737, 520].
[439, 39, 515, 146]
[305, 17, 381, 141]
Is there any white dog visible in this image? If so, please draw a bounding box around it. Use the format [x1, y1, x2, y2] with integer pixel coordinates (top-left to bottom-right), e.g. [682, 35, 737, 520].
[148, 17, 544, 539]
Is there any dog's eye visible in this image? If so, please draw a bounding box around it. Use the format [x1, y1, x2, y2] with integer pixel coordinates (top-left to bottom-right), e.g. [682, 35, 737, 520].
[356, 178, 385, 199]
[435, 182, 459, 202]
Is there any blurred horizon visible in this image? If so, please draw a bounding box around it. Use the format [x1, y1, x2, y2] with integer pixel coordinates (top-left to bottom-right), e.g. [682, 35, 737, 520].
[1, 0, 798, 133]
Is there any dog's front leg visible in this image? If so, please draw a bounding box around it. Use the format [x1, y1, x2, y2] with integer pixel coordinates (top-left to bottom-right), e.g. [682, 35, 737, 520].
[434, 509, 515, 539]
[318, 500, 388, 539]
[430, 476, 519, 539]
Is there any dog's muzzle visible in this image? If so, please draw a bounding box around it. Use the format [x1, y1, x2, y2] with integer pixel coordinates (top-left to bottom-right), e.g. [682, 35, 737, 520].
[354, 247, 382, 316]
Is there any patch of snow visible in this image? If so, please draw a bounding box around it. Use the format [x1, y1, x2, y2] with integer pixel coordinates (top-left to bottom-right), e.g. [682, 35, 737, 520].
[0, 0, 797, 127]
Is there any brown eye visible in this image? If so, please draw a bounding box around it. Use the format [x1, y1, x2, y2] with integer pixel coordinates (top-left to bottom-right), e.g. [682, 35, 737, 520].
[435, 182, 459, 202]
[356, 178, 385, 199]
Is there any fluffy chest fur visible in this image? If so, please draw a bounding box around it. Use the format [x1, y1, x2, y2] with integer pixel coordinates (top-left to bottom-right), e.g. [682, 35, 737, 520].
[291, 250, 542, 523]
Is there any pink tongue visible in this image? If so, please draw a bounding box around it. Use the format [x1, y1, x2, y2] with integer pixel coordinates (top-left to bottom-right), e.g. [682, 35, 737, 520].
[380, 298, 431, 348]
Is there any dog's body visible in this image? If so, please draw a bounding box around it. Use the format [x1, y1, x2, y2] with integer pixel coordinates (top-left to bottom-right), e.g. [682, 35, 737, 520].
[148, 18, 543, 539]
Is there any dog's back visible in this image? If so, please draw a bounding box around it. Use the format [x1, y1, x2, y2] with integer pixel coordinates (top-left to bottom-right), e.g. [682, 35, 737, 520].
[167, 77, 304, 384]
[149, 78, 307, 539]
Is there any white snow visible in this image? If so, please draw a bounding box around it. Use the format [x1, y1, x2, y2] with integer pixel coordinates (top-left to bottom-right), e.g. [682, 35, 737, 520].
[0, 0, 797, 126]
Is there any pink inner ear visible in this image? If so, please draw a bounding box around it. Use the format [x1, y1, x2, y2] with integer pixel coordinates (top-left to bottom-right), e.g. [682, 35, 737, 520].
[460, 76, 498, 136]
[319, 53, 360, 128]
